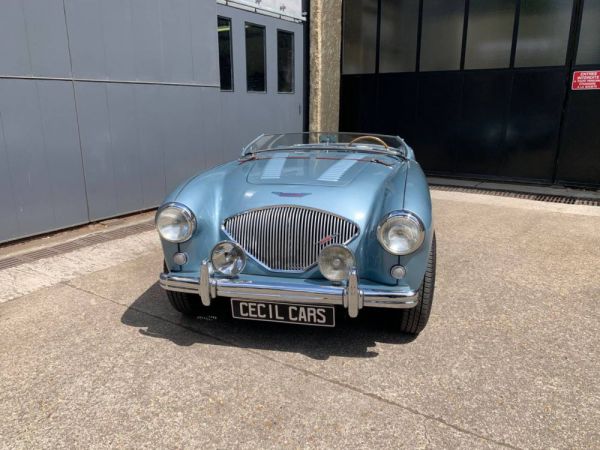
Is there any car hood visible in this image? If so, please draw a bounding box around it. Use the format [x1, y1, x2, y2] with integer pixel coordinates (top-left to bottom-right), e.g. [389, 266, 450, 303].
[175, 151, 407, 228]
[245, 151, 397, 187]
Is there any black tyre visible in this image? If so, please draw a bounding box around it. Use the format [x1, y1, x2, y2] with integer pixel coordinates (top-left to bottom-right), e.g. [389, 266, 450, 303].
[396, 233, 436, 335]
[166, 289, 207, 317]
[163, 261, 208, 317]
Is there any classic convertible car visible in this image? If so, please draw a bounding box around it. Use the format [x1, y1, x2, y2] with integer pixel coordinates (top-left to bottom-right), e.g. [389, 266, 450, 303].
[157, 132, 436, 334]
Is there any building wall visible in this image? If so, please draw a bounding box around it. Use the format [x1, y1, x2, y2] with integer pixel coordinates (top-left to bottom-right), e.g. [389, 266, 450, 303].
[217, 4, 305, 162]
[0, 0, 304, 243]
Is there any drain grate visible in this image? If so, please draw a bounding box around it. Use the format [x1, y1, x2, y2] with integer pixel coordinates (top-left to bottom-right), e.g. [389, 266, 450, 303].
[0, 221, 155, 271]
[0, 256, 24, 270]
[431, 185, 600, 207]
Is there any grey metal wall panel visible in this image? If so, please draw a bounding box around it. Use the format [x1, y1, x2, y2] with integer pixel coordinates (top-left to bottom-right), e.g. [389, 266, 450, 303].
[0, 1, 33, 75]
[76, 82, 157, 220]
[160, 85, 210, 191]
[75, 82, 222, 220]
[0, 79, 88, 239]
[0, 112, 20, 242]
[0, 79, 59, 236]
[190, 0, 220, 84]
[133, 84, 168, 209]
[65, 0, 219, 85]
[74, 82, 116, 220]
[99, 0, 137, 81]
[36, 80, 88, 226]
[64, 0, 107, 79]
[0, 0, 70, 77]
[105, 84, 145, 215]
[160, 0, 196, 83]
[21, 0, 71, 77]
[130, 0, 164, 82]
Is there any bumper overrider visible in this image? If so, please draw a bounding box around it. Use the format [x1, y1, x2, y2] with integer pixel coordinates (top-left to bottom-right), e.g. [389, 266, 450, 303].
[159, 260, 419, 318]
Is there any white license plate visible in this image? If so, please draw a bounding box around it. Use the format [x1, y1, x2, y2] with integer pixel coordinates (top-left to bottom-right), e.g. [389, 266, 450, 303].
[231, 299, 335, 327]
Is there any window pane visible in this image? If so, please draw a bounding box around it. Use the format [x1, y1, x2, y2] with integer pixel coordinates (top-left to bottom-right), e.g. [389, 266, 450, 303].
[277, 30, 294, 92]
[465, 0, 516, 69]
[420, 0, 465, 72]
[379, 0, 419, 73]
[245, 23, 266, 92]
[515, 0, 573, 67]
[577, 0, 600, 65]
[342, 0, 377, 74]
[218, 17, 233, 91]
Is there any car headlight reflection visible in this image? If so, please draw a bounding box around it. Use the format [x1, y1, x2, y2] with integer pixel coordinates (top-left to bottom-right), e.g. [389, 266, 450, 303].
[318, 245, 355, 282]
[156, 203, 196, 243]
[211, 241, 246, 276]
[377, 211, 425, 255]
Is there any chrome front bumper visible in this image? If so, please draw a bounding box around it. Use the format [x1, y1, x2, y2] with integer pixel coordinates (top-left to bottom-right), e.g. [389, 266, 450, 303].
[159, 260, 419, 318]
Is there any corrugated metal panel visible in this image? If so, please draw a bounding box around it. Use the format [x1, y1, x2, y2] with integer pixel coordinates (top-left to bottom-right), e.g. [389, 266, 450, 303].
[0, 1, 33, 76]
[133, 84, 168, 210]
[75, 82, 222, 221]
[0, 108, 20, 242]
[22, 0, 72, 77]
[65, 0, 219, 85]
[64, 0, 112, 80]
[0, 79, 88, 241]
[36, 80, 89, 225]
[0, 0, 70, 77]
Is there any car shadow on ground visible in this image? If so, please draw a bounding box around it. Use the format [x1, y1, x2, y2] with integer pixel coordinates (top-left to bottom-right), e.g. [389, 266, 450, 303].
[121, 283, 416, 360]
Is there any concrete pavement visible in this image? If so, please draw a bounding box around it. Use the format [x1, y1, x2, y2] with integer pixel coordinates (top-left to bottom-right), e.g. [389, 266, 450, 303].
[1, 191, 599, 449]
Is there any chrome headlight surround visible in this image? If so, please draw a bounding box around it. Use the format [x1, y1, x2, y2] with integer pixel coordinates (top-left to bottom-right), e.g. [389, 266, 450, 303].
[155, 203, 197, 243]
[377, 211, 425, 255]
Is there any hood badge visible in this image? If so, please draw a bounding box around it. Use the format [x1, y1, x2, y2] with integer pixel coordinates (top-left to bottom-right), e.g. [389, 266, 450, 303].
[318, 234, 339, 245]
[272, 192, 311, 198]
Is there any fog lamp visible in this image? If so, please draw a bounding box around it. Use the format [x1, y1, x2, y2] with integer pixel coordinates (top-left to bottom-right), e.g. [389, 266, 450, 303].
[318, 245, 355, 282]
[210, 241, 246, 276]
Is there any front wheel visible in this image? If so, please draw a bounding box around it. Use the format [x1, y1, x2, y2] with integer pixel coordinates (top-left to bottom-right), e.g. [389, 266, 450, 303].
[395, 233, 436, 335]
[166, 290, 208, 317]
[163, 261, 210, 317]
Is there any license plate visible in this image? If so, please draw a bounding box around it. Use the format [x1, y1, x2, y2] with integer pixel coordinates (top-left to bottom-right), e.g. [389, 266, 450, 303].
[230, 299, 335, 327]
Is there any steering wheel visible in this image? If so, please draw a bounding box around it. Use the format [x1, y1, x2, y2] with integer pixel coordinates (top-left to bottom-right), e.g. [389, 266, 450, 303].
[348, 135, 389, 149]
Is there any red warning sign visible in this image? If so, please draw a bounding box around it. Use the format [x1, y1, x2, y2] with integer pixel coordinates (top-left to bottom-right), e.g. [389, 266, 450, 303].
[572, 71, 600, 90]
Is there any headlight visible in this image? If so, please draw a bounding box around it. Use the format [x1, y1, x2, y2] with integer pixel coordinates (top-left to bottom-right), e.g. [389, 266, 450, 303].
[211, 241, 246, 276]
[156, 203, 196, 243]
[377, 211, 424, 255]
[318, 245, 355, 282]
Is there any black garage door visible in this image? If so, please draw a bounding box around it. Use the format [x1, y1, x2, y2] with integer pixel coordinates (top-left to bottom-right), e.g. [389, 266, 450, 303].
[340, 0, 600, 187]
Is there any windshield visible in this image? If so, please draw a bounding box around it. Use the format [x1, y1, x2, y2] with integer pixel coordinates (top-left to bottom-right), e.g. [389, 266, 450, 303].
[241, 132, 407, 158]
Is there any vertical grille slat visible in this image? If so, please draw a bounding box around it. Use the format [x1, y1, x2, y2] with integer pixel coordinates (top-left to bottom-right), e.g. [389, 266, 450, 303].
[223, 206, 359, 272]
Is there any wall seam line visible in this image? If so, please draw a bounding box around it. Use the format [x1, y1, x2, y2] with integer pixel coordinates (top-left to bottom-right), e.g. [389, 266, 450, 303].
[62, 0, 91, 222]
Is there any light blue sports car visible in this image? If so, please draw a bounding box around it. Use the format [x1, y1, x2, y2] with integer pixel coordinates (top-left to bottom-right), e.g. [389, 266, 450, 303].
[157, 132, 436, 334]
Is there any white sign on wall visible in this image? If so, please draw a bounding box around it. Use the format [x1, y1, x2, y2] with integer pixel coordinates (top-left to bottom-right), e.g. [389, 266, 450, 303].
[222, 0, 304, 21]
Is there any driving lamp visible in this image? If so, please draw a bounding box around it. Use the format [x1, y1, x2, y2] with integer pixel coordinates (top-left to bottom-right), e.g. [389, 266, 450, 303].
[211, 241, 246, 276]
[377, 211, 425, 255]
[318, 245, 355, 282]
[156, 203, 196, 243]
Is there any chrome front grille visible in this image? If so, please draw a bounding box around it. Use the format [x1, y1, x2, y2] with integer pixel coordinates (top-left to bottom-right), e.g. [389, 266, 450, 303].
[223, 206, 359, 272]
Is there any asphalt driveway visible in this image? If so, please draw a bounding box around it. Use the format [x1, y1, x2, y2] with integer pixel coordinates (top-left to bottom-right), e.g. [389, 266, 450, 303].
[1, 191, 599, 449]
